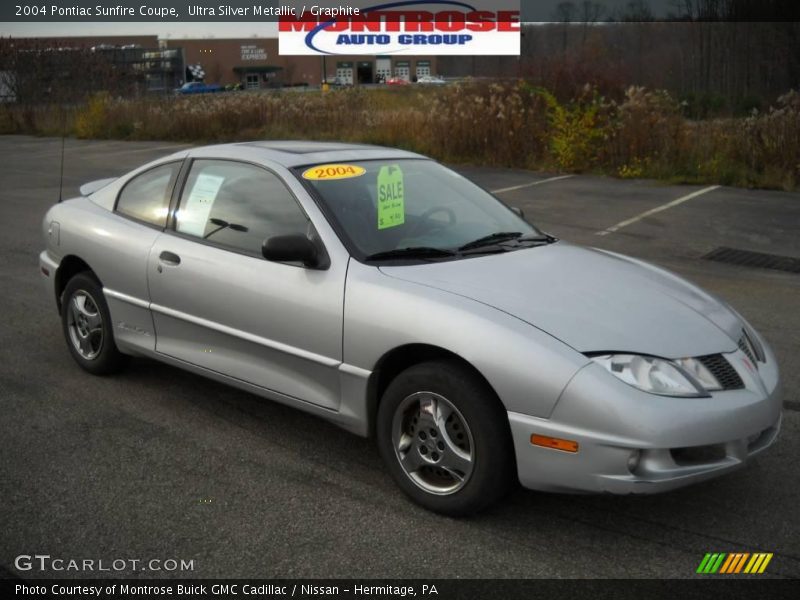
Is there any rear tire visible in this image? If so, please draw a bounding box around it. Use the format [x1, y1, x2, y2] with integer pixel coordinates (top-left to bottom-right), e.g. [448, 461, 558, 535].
[61, 272, 127, 375]
[376, 359, 515, 516]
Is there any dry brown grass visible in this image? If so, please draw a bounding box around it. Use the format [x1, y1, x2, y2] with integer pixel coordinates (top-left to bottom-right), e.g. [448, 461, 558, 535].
[1, 82, 798, 191]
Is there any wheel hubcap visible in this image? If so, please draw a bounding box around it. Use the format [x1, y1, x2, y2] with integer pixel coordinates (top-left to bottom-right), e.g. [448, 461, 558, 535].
[391, 391, 475, 495]
[67, 290, 104, 360]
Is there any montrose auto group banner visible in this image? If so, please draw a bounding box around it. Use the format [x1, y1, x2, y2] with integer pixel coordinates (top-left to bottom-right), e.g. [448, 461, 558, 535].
[277, 1, 520, 56]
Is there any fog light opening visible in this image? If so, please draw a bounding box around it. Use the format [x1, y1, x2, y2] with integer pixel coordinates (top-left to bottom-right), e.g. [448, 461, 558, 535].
[627, 449, 641, 473]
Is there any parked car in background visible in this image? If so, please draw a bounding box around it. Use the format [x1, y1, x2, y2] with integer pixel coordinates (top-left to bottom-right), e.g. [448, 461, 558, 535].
[328, 77, 352, 88]
[385, 77, 410, 86]
[175, 82, 223, 95]
[417, 75, 447, 85]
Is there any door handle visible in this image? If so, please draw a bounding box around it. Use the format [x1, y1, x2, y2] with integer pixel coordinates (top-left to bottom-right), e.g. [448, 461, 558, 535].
[158, 250, 181, 266]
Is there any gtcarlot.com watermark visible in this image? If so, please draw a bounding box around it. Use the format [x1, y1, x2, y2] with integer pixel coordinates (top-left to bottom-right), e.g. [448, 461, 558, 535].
[14, 554, 195, 573]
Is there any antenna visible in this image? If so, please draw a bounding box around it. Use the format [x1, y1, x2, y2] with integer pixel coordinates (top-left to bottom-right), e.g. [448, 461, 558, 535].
[57, 103, 66, 202]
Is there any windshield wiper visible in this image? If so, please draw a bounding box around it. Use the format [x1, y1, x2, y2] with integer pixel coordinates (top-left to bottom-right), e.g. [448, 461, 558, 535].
[364, 247, 458, 262]
[457, 231, 524, 251]
[458, 231, 559, 254]
[515, 233, 558, 244]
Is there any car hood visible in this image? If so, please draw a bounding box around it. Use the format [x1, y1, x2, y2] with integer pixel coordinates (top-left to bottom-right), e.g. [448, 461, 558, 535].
[379, 242, 741, 358]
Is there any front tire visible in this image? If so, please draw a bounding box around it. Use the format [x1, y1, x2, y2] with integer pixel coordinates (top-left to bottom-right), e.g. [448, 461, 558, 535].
[61, 272, 126, 375]
[377, 360, 515, 516]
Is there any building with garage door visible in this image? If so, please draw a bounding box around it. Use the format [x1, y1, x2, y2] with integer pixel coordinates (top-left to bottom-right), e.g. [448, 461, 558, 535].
[334, 56, 435, 85]
[166, 38, 438, 87]
[3, 34, 440, 92]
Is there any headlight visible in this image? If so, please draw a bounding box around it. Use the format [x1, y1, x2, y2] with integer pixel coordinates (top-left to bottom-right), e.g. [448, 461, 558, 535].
[590, 354, 720, 397]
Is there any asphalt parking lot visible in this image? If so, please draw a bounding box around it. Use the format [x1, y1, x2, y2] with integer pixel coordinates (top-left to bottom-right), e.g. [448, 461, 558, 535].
[1, 135, 798, 579]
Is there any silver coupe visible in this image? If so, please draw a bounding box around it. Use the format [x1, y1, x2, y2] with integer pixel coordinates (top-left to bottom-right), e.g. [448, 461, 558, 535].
[40, 142, 782, 515]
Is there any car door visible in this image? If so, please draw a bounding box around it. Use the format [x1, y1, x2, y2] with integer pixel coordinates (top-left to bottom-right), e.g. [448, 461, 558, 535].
[146, 158, 345, 410]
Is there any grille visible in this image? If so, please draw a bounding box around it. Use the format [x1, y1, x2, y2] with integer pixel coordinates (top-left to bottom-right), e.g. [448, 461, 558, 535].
[697, 354, 744, 391]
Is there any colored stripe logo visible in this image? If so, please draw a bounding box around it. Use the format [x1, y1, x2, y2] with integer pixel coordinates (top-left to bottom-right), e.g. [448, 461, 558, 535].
[697, 553, 773, 574]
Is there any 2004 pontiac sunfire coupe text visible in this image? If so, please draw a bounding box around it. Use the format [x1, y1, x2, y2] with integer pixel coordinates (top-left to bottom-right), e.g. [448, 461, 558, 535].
[40, 142, 781, 515]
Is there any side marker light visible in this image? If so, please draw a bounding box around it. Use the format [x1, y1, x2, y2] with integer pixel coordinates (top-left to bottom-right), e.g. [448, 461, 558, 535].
[531, 434, 579, 453]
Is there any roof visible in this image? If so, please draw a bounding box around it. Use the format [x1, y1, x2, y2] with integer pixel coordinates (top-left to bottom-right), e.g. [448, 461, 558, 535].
[242, 141, 378, 154]
[181, 140, 427, 168]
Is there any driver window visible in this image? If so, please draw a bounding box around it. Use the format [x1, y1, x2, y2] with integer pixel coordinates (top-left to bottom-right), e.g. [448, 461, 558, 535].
[175, 160, 308, 257]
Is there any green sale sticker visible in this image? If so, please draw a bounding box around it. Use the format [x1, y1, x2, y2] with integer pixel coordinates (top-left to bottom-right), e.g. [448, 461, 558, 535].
[377, 165, 405, 230]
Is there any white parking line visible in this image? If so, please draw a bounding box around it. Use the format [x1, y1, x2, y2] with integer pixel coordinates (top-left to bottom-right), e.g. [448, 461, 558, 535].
[70, 143, 193, 157]
[9, 140, 183, 160]
[10, 140, 124, 157]
[491, 174, 573, 194]
[595, 185, 720, 236]
[119, 143, 194, 154]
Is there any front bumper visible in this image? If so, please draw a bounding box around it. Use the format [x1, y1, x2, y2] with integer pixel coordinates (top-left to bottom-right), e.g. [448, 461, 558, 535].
[509, 346, 782, 494]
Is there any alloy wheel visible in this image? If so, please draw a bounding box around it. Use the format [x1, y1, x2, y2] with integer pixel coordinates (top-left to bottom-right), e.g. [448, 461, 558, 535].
[391, 391, 475, 495]
[66, 290, 104, 360]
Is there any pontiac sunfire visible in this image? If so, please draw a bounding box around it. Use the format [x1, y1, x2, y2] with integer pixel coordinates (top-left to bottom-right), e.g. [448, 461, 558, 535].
[40, 142, 781, 515]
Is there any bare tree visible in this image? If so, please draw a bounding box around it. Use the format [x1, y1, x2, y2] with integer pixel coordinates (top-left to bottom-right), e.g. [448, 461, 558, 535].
[0, 37, 143, 106]
[555, 2, 577, 52]
[620, 0, 654, 21]
[580, 2, 604, 44]
[615, 1, 654, 84]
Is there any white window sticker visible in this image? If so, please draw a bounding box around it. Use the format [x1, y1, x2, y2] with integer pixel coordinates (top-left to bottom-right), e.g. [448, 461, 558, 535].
[178, 173, 225, 237]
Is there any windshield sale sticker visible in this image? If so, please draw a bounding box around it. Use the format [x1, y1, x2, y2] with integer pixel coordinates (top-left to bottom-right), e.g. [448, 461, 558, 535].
[279, 1, 520, 56]
[302, 164, 367, 180]
[377, 165, 405, 230]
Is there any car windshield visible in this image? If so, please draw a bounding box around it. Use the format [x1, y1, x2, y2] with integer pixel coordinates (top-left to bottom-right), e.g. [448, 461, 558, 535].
[297, 159, 542, 262]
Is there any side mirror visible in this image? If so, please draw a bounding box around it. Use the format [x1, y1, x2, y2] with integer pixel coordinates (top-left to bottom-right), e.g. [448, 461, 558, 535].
[262, 234, 329, 269]
[510, 206, 525, 219]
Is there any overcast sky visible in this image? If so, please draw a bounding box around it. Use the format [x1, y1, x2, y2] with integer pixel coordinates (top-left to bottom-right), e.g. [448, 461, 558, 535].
[0, 1, 675, 38]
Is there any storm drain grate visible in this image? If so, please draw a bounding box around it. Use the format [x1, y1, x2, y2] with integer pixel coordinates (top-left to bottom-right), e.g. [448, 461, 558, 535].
[703, 247, 800, 274]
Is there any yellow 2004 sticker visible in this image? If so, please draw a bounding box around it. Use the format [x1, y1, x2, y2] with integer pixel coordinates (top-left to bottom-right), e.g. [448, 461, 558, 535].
[302, 164, 366, 181]
[377, 165, 405, 230]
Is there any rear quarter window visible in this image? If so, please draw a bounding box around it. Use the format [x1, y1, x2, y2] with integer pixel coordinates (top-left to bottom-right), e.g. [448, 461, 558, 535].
[115, 162, 180, 227]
